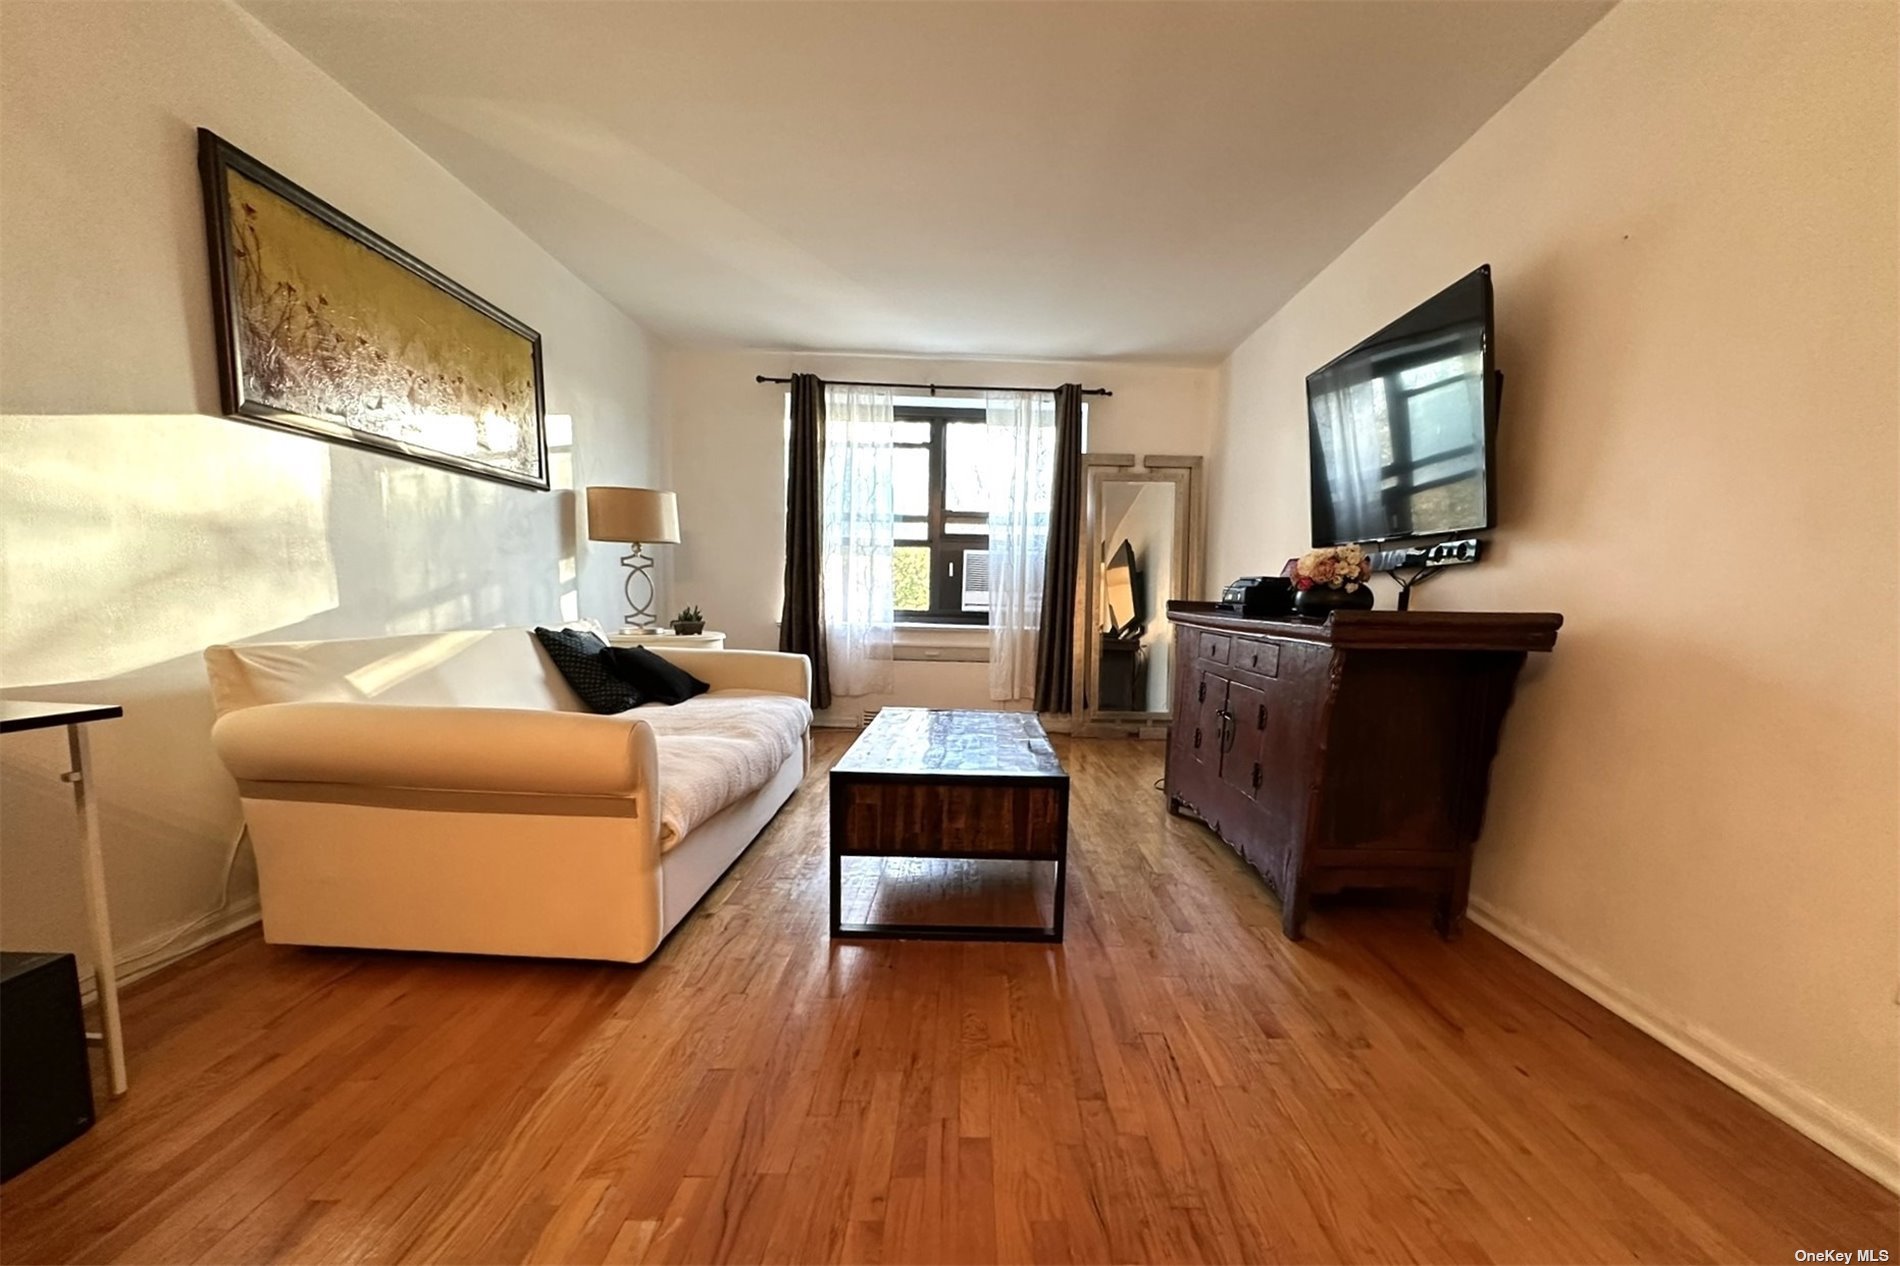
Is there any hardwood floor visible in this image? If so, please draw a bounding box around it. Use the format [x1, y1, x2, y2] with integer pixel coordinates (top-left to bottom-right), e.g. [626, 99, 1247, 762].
[2, 733, 1891, 1264]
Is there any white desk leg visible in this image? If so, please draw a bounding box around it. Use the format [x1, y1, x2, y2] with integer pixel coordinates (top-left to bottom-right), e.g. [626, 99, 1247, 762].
[65, 723, 127, 1096]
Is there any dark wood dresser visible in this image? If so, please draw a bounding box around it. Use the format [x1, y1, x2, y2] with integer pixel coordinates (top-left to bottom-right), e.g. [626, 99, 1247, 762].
[1164, 601, 1561, 939]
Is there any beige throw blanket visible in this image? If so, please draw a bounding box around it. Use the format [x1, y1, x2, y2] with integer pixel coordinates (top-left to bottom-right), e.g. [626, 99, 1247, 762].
[636, 691, 812, 849]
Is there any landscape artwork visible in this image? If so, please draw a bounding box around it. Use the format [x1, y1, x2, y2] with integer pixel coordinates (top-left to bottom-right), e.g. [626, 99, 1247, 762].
[198, 130, 547, 489]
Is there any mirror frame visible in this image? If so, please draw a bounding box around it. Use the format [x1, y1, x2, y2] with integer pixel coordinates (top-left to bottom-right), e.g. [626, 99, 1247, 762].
[1071, 453, 1204, 738]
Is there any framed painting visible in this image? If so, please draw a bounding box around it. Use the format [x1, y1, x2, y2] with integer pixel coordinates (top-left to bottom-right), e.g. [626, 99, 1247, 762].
[197, 129, 548, 490]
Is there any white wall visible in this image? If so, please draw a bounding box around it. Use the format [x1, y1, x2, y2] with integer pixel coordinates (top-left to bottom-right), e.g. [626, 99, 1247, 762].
[1206, 2, 1897, 1184]
[661, 347, 1216, 725]
[0, 0, 665, 983]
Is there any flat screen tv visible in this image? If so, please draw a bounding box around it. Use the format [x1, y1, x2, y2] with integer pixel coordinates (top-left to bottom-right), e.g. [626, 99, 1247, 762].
[1103, 538, 1142, 638]
[1306, 264, 1497, 547]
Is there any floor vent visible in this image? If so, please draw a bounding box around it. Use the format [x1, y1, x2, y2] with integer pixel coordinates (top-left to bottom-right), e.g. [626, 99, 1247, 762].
[861, 709, 880, 729]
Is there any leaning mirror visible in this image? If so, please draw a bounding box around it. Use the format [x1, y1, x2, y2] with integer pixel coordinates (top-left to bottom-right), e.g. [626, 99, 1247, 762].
[1074, 455, 1203, 737]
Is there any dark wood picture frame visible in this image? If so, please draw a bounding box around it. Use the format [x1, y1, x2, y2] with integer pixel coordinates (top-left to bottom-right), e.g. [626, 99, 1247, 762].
[197, 129, 549, 491]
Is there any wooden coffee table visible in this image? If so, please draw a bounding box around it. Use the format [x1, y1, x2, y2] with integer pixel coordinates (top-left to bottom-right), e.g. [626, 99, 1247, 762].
[829, 708, 1069, 942]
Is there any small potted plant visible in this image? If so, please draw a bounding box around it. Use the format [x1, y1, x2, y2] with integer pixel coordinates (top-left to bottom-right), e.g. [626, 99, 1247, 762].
[1292, 545, 1374, 617]
[671, 604, 705, 636]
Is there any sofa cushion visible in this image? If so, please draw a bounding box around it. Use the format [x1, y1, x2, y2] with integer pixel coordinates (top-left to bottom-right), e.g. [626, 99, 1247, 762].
[602, 644, 710, 705]
[637, 691, 813, 848]
[533, 628, 643, 714]
[206, 629, 591, 714]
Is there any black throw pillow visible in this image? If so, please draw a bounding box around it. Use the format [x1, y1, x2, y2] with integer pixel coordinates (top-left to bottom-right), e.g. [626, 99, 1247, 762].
[602, 644, 710, 706]
[533, 627, 644, 713]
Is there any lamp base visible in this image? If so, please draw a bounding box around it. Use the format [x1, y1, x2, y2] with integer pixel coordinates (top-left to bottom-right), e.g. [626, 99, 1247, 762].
[620, 544, 658, 628]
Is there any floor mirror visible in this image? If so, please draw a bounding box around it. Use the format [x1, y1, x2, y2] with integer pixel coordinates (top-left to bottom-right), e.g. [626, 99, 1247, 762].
[1072, 454, 1204, 738]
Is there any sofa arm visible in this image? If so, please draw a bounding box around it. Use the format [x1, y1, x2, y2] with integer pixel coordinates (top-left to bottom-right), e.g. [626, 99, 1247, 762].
[648, 648, 811, 702]
[211, 702, 659, 796]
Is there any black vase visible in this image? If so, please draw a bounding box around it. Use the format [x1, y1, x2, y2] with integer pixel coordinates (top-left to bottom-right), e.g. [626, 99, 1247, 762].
[1294, 584, 1374, 618]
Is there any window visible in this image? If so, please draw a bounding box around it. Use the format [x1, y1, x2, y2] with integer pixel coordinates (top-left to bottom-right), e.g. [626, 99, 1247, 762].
[1378, 348, 1485, 535]
[891, 405, 991, 623]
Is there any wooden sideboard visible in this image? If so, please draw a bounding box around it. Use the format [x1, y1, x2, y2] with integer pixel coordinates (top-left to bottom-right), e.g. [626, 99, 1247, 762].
[1163, 601, 1561, 939]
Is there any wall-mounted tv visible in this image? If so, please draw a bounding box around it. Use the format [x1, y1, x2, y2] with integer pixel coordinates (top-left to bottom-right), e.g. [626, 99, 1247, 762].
[1306, 264, 1497, 547]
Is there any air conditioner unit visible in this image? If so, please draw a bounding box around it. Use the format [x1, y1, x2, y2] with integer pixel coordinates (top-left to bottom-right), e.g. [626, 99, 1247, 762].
[961, 549, 991, 611]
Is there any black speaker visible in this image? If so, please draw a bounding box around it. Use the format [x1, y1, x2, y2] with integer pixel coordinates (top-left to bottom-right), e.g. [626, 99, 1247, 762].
[1, 951, 96, 1181]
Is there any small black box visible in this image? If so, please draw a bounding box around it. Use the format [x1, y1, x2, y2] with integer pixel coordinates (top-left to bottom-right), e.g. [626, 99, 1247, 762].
[1216, 576, 1294, 618]
[1, 951, 96, 1181]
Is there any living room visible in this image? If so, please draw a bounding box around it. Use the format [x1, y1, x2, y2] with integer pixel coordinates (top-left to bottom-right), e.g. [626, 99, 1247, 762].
[0, 1, 1894, 1263]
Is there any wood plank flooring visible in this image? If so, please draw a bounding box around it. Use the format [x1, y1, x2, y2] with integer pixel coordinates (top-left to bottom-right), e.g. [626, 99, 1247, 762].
[2, 733, 1891, 1264]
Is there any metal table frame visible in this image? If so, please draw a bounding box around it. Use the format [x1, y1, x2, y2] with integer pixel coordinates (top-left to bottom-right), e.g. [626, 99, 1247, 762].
[2, 701, 128, 1095]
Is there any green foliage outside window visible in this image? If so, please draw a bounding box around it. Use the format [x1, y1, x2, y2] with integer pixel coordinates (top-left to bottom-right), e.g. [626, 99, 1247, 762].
[893, 546, 930, 611]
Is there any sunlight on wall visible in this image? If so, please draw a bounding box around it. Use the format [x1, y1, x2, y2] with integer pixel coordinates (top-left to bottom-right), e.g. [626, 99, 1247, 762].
[0, 415, 339, 686]
[548, 413, 575, 492]
[548, 413, 581, 620]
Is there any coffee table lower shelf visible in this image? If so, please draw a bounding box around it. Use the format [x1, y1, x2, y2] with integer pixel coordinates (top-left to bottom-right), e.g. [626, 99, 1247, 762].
[828, 850, 1067, 943]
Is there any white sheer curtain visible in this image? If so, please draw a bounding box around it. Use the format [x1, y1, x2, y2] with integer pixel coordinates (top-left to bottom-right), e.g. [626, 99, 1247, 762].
[985, 390, 1058, 701]
[822, 383, 897, 697]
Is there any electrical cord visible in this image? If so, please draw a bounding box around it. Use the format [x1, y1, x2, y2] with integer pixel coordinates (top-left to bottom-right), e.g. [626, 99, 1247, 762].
[134, 823, 251, 957]
[1387, 565, 1451, 612]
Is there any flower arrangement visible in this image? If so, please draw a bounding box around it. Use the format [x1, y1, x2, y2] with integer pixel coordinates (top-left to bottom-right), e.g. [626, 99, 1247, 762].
[1293, 545, 1372, 593]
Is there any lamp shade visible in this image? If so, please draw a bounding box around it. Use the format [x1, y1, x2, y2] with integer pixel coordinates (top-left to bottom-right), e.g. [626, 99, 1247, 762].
[586, 487, 680, 544]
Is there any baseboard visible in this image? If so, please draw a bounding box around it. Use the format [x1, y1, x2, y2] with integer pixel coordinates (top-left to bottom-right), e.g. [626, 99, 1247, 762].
[78, 897, 262, 1004]
[1468, 896, 1899, 1192]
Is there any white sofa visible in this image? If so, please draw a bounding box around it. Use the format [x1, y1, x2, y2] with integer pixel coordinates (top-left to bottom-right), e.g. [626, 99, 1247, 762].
[203, 628, 812, 964]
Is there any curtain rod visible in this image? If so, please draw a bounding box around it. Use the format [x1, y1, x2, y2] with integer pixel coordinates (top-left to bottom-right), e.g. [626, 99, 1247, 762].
[754, 374, 1111, 397]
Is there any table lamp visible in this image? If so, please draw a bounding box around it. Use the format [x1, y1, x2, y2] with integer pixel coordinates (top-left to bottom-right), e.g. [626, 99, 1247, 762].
[585, 486, 680, 631]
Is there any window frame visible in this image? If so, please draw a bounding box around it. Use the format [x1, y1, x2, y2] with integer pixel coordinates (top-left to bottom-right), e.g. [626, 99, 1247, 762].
[892, 405, 990, 625]
[1372, 347, 1485, 537]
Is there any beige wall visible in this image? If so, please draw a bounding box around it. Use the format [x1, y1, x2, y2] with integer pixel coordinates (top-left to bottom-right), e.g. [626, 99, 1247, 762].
[661, 347, 1216, 725]
[1207, 1, 1898, 1183]
[0, 1, 665, 981]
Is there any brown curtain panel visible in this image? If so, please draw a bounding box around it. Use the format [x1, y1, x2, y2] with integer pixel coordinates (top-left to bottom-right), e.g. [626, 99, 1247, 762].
[778, 373, 831, 709]
[1034, 383, 1084, 713]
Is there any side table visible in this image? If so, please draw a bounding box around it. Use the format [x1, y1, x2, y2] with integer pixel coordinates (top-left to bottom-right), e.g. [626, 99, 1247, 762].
[607, 630, 727, 650]
[0, 700, 128, 1094]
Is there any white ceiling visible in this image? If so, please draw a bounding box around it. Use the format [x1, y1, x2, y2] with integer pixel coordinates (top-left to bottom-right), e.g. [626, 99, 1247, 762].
[242, 0, 1610, 363]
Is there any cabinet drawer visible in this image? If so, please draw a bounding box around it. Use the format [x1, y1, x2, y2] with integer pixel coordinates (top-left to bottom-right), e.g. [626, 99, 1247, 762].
[1196, 632, 1232, 665]
[1232, 638, 1279, 677]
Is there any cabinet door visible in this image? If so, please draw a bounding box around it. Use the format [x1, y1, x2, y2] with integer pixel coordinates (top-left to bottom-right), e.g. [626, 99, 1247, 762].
[1188, 671, 1228, 773]
[1220, 679, 1270, 798]
[1222, 678, 1293, 888]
